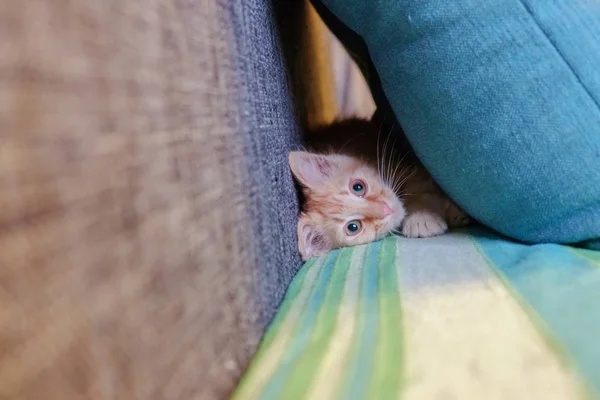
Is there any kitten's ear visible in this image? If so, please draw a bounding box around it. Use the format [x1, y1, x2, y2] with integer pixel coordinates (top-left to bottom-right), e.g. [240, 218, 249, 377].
[297, 214, 331, 260]
[288, 151, 338, 188]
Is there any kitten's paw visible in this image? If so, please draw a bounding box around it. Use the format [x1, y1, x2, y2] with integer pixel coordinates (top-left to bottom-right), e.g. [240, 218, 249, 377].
[402, 211, 448, 238]
[445, 202, 471, 228]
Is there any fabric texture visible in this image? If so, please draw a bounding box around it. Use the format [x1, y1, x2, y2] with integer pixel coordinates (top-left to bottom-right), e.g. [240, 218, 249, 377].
[0, 0, 321, 398]
[234, 231, 600, 399]
[311, 0, 600, 247]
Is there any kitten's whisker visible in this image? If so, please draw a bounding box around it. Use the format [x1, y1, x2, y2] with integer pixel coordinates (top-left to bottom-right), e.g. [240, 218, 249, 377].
[386, 129, 400, 187]
[393, 178, 408, 194]
[383, 133, 390, 184]
[379, 123, 391, 183]
[396, 150, 410, 166]
[377, 123, 389, 182]
[391, 163, 411, 192]
[393, 181, 412, 197]
[391, 165, 413, 193]
[376, 120, 384, 180]
[382, 122, 396, 184]
[392, 169, 411, 189]
[391, 152, 417, 191]
[390, 159, 404, 188]
[395, 167, 417, 188]
[390, 150, 411, 184]
[337, 136, 357, 154]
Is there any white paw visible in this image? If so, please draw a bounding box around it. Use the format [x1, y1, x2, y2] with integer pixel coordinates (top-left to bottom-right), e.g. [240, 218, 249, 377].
[402, 211, 448, 238]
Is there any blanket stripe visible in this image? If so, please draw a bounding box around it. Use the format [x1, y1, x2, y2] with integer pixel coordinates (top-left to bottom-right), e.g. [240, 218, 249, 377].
[471, 229, 600, 398]
[306, 245, 367, 399]
[571, 247, 600, 266]
[339, 239, 404, 400]
[234, 231, 598, 399]
[234, 257, 324, 399]
[341, 240, 383, 400]
[259, 251, 338, 399]
[398, 233, 582, 400]
[277, 248, 353, 398]
[369, 237, 404, 398]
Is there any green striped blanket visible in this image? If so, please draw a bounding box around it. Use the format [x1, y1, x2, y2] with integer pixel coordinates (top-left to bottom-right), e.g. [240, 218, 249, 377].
[234, 229, 600, 399]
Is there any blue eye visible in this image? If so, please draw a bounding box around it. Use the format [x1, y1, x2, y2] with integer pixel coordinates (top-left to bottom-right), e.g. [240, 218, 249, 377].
[350, 179, 367, 196]
[345, 220, 362, 236]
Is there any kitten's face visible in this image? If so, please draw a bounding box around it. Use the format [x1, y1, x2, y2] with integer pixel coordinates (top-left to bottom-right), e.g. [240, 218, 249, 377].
[289, 151, 406, 260]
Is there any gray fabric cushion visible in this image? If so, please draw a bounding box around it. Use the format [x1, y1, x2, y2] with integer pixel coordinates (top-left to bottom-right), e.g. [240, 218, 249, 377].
[0, 0, 302, 398]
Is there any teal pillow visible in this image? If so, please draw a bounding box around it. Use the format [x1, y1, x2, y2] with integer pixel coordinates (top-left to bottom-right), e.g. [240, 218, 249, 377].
[312, 0, 600, 247]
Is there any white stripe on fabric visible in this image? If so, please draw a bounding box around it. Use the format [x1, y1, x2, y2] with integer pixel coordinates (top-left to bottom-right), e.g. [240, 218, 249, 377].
[398, 233, 582, 400]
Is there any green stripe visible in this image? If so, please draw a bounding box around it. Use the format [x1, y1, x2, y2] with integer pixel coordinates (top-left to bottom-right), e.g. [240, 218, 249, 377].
[260, 259, 314, 349]
[339, 240, 383, 400]
[304, 244, 368, 399]
[335, 244, 371, 400]
[258, 251, 338, 399]
[368, 237, 404, 399]
[277, 247, 354, 397]
[233, 258, 323, 398]
[570, 247, 600, 267]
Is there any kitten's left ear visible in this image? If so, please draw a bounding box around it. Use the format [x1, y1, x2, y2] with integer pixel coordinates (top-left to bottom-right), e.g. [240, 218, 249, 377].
[288, 151, 338, 188]
[298, 213, 332, 260]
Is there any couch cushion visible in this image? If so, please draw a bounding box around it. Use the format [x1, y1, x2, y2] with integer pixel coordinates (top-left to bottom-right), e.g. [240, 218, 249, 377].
[235, 231, 600, 399]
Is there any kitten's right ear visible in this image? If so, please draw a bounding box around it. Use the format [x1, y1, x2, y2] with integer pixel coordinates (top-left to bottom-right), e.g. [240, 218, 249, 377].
[289, 151, 337, 188]
[298, 214, 331, 261]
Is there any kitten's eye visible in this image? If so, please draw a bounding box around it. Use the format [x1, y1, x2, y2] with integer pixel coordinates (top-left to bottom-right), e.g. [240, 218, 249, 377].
[345, 220, 362, 236]
[350, 179, 367, 196]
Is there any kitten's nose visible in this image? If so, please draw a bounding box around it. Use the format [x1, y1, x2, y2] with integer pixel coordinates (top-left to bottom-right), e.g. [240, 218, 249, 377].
[382, 203, 392, 217]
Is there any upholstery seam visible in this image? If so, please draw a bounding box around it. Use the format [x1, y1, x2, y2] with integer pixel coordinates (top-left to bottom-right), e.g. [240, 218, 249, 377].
[517, 0, 600, 112]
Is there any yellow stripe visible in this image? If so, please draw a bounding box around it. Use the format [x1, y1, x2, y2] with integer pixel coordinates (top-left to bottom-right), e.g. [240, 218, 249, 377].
[233, 257, 326, 399]
[305, 245, 367, 400]
[569, 247, 600, 268]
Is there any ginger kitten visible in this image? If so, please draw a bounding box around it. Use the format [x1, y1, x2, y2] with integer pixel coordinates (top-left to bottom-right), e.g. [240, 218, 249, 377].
[289, 118, 470, 260]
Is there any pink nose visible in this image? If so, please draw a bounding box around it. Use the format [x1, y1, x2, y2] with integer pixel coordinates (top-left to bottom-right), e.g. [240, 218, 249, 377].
[382, 203, 392, 217]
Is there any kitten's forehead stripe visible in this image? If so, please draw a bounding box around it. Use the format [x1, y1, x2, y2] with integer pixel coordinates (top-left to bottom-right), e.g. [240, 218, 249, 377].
[316, 158, 332, 177]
